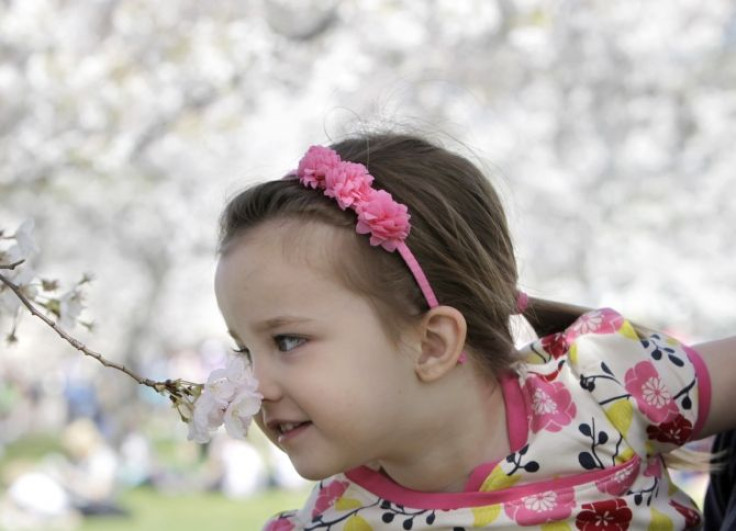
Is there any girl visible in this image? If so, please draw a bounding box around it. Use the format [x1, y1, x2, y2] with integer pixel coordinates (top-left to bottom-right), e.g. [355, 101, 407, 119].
[214, 133, 735, 530]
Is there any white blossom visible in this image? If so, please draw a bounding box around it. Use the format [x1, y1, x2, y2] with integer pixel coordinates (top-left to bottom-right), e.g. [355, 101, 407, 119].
[188, 392, 228, 443]
[0, 267, 37, 314]
[14, 219, 40, 258]
[187, 357, 262, 443]
[223, 389, 263, 440]
[0, 244, 24, 269]
[58, 290, 84, 330]
[223, 357, 258, 391]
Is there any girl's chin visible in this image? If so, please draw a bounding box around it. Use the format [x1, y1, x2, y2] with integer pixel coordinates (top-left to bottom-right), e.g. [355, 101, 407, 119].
[288, 454, 360, 481]
[289, 461, 342, 481]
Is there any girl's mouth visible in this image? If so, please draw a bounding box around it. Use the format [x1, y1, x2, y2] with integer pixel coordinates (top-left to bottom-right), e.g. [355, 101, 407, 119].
[277, 421, 311, 444]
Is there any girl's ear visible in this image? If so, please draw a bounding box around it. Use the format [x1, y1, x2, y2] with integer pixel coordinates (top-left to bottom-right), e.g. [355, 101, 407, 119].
[414, 306, 467, 382]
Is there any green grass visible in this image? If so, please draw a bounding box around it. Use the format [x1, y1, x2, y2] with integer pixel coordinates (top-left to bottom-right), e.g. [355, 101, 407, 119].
[1, 433, 311, 530]
[79, 486, 311, 531]
[0, 434, 64, 471]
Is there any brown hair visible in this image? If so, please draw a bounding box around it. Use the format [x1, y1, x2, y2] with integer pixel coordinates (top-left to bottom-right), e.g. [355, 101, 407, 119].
[219, 133, 586, 375]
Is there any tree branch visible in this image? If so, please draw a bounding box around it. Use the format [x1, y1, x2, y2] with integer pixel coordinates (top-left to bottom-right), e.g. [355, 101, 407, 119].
[0, 259, 25, 270]
[0, 268, 172, 393]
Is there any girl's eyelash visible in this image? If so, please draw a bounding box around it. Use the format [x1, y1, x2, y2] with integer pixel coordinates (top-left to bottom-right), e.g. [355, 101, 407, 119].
[229, 336, 305, 359]
[232, 346, 252, 360]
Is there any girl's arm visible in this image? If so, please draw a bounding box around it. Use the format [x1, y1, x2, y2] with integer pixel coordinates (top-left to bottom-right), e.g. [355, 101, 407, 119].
[694, 337, 736, 439]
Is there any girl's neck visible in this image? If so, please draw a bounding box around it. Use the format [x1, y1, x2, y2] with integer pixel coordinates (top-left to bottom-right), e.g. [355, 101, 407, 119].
[376, 368, 510, 493]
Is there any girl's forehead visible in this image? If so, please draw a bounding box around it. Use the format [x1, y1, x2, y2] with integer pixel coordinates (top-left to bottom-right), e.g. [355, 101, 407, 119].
[220, 218, 352, 283]
[215, 221, 374, 327]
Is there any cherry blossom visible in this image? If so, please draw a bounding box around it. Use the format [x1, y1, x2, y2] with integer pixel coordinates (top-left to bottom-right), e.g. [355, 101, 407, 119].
[187, 357, 262, 443]
[0, 267, 37, 315]
[13, 219, 40, 258]
[223, 388, 263, 440]
[59, 290, 85, 330]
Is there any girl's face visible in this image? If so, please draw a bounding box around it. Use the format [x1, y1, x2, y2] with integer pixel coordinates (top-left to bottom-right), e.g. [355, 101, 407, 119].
[214, 220, 422, 480]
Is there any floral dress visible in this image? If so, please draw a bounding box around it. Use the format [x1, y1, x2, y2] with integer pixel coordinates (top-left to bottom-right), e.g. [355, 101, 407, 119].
[263, 309, 711, 530]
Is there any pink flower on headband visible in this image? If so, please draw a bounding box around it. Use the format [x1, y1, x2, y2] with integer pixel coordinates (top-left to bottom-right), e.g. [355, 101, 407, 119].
[356, 189, 410, 252]
[324, 162, 374, 210]
[297, 146, 341, 189]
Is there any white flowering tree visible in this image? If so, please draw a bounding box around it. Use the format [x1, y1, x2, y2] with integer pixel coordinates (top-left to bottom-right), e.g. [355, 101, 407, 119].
[1, 0, 735, 444]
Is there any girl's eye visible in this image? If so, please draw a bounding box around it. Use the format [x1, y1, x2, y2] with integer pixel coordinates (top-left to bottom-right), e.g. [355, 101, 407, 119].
[274, 335, 305, 352]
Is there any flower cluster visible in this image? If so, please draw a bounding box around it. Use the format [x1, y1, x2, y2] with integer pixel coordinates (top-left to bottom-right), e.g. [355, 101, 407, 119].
[295, 145, 410, 252]
[0, 220, 91, 341]
[0, 220, 40, 317]
[187, 357, 262, 443]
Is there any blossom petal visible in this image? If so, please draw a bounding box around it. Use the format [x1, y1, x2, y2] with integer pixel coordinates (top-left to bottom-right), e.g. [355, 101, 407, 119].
[223, 389, 263, 440]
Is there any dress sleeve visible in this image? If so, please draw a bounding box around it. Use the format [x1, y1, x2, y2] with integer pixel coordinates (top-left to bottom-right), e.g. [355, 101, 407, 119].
[552, 308, 711, 456]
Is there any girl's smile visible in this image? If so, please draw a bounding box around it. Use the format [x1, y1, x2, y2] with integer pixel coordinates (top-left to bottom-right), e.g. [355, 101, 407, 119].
[271, 420, 312, 445]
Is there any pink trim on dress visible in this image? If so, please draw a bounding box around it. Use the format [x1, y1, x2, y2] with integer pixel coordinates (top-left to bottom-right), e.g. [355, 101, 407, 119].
[345, 456, 641, 511]
[502, 371, 530, 450]
[683, 345, 712, 439]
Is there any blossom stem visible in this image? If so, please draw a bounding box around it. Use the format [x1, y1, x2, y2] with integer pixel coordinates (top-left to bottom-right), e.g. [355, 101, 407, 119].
[0, 260, 25, 271]
[0, 268, 162, 392]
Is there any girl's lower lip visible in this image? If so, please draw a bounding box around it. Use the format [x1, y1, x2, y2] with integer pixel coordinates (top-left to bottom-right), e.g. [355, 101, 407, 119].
[277, 422, 311, 445]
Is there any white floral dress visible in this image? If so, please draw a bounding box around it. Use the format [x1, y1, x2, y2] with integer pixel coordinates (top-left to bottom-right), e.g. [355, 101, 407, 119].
[263, 309, 711, 530]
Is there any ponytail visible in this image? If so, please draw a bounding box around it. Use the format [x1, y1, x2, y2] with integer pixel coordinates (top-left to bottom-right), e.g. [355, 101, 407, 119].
[519, 296, 592, 338]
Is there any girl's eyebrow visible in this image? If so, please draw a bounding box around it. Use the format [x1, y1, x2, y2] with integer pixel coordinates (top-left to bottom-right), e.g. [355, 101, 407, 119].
[226, 317, 314, 341]
[254, 316, 313, 333]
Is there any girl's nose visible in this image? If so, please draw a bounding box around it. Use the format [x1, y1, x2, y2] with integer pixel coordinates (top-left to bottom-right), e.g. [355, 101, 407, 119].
[252, 359, 282, 401]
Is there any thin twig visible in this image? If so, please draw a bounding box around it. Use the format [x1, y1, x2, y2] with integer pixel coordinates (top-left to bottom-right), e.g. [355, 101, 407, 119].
[0, 260, 25, 271]
[0, 269, 167, 392]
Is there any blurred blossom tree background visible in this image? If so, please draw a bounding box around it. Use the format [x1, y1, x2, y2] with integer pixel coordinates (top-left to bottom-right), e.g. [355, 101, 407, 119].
[0, 0, 735, 524]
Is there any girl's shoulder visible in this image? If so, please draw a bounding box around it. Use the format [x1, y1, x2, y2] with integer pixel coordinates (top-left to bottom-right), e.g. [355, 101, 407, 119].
[518, 307, 701, 373]
[515, 307, 711, 453]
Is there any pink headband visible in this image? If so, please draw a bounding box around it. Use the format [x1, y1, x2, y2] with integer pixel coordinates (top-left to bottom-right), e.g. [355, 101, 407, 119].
[293, 146, 440, 311]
